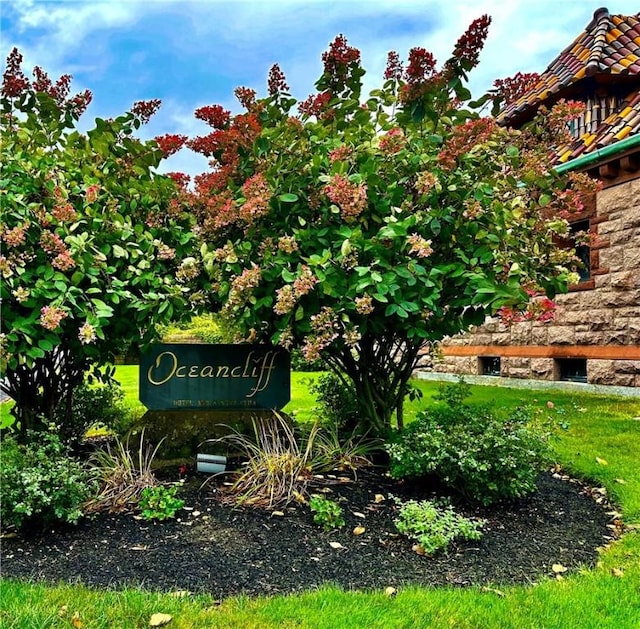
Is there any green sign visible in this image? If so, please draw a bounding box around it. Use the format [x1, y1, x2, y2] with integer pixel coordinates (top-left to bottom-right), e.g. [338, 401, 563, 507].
[139, 344, 290, 411]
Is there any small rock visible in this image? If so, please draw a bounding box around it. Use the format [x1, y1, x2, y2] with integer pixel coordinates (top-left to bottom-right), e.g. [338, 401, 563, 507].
[149, 612, 173, 627]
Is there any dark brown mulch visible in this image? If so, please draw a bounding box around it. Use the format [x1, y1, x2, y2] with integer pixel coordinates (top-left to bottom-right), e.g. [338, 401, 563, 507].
[0, 468, 616, 599]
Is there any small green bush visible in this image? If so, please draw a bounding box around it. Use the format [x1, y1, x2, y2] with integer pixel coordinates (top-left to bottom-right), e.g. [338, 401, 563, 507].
[394, 498, 484, 555]
[310, 373, 360, 434]
[0, 430, 96, 529]
[309, 495, 345, 530]
[53, 382, 131, 444]
[139, 484, 184, 521]
[387, 381, 554, 505]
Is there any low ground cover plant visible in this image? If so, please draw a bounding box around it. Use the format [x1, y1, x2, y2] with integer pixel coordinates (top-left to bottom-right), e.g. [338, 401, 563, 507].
[387, 381, 554, 504]
[0, 429, 96, 529]
[139, 483, 185, 521]
[394, 498, 485, 555]
[309, 495, 346, 530]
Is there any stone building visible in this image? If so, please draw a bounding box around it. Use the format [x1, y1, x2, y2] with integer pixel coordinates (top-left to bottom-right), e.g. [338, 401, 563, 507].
[431, 8, 640, 388]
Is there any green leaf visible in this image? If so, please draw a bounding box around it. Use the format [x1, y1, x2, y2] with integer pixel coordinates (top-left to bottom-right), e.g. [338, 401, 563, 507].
[278, 193, 298, 203]
[112, 244, 128, 258]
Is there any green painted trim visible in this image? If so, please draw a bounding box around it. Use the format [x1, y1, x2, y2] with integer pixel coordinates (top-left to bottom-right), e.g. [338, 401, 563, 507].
[554, 133, 640, 174]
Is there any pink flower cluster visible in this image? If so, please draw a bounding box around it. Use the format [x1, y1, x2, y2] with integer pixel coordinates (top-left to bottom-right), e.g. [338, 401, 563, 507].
[239, 173, 271, 224]
[298, 92, 332, 119]
[156, 243, 176, 261]
[450, 15, 491, 71]
[293, 265, 318, 296]
[3, 223, 28, 247]
[226, 265, 262, 310]
[328, 145, 352, 163]
[379, 128, 406, 155]
[12, 286, 30, 303]
[277, 235, 298, 254]
[85, 184, 100, 204]
[415, 172, 438, 196]
[321, 34, 361, 94]
[52, 250, 75, 271]
[497, 297, 556, 325]
[78, 322, 97, 345]
[407, 234, 433, 258]
[383, 51, 403, 81]
[342, 327, 361, 347]
[131, 99, 161, 124]
[274, 266, 319, 315]
[154, 134, 188, 158]
[302, 307, 339, 361]
[355, 294, 374, 315]
[234, 86, 257, 111]
[195, 105, 231, 129]
[493, 72, 541, 106]
[268, 64, 289, 96]
[40, 305, 67, 331]
[40, 230, 64, 254]
[52, 202, 77, 222]
[325, 174, 367, 223]
[274, 285, 296, 315]
[438, 118, 497, 170]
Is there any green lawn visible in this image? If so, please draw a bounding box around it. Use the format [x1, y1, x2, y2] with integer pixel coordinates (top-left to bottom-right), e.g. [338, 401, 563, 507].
[2, 370, 639, 628]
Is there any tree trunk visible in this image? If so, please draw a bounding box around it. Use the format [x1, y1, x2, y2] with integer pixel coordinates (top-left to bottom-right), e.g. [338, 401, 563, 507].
[325, 333, 422, 438]
[3, 343, 86, 441]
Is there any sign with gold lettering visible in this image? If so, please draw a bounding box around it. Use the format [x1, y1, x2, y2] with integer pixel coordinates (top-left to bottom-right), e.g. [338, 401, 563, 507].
[139, 344, 290, 411]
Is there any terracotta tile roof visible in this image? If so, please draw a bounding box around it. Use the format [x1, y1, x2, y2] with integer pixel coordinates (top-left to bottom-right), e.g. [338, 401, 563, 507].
[555, 89, 640, 162]
[497, 8, 640, 163]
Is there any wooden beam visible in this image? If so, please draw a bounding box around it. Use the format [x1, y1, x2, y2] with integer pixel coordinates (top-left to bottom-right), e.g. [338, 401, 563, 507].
[441, 345, 640, 360]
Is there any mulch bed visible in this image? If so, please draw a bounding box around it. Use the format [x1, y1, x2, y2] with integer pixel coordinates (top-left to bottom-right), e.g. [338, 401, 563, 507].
[1, 467, 617, 599]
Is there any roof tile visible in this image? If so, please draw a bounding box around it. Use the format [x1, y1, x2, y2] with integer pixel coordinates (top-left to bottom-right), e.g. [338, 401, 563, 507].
[497, 8, 640, 164]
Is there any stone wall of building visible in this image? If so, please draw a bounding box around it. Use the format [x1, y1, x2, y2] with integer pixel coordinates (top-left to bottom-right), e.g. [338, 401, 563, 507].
[427, 176, 640, 388]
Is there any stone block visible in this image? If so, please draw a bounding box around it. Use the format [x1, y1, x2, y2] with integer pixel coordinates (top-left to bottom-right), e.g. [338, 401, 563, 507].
[555, 292, 582, 307]
[624, 246, 640, 272]
[598, 246, 624, 272]
[603, 329, 628, 345]
[505, 367, 531, 379]
[510, 323, 533, 344]
[492, 333, 512, 346]
[613, 360, 640, 375]
[575, 330, 604, 345]
[628, 320, 640, 344]
[588, 360, 616, 384]
[530, 326, 549, 344]
[530, 358, 554, 379]
[548, 326, 576, 345]
[611, 271, 640, 290]
[598, 179, 640, 214]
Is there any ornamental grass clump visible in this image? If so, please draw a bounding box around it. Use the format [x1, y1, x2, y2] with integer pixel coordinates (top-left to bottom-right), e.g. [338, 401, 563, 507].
[387, 381, 555, 505]
[212, 413, 319, 509]
[84, 429, 163, 514]
[212, 412, 378, 509]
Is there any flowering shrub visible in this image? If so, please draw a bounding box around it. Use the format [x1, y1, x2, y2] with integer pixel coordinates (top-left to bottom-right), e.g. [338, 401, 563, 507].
[186, 17, 596, 435]
[0, 49, 197, 437]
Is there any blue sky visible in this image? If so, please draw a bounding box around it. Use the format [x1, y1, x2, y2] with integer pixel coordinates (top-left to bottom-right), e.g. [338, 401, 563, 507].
[1, 0, 634, 179]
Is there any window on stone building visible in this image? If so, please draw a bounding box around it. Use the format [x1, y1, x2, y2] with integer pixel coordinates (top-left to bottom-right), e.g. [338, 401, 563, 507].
[570, 219, 591, 281]
[479, 356, 501, 376]
[556, 358, 587, 383]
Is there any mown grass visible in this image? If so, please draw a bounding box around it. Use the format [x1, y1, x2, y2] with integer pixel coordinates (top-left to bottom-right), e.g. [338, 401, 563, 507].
[1, 369, 639, 628]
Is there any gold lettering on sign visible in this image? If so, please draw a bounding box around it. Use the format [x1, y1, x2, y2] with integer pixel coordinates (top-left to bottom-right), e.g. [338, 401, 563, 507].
[146, 349, 281, 398]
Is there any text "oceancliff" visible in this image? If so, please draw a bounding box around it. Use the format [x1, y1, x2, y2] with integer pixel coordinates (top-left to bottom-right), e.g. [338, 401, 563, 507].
[146, 350, 279, 398]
